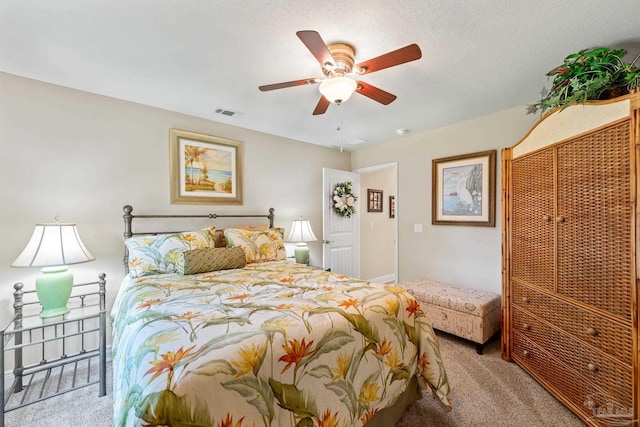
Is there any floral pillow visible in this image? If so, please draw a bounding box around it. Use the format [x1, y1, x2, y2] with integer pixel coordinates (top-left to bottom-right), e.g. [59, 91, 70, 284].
[224, 228, 286, 263]
[125, 227, 216, 277]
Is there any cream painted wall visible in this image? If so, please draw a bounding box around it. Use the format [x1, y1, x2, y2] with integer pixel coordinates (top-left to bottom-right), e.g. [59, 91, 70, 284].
[0, 70, 540, 330]
[0, 72, 350, 327]
[359, 168, 395, 281]
[351, 108, 538, 293]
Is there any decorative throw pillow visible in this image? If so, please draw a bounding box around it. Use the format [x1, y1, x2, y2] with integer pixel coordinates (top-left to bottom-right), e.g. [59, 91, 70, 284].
[176, 247, 247, 275]
[224, 228, 286, 263]
[125, 227, 216, 277]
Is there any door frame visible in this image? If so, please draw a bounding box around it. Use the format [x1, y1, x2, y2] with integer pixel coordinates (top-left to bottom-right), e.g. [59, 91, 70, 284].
[353, 161, 399, 283]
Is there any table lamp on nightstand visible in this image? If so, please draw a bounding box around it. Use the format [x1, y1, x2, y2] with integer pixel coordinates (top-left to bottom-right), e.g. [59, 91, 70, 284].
[11, 220, 95, 318]
[286, 218, 318, 265]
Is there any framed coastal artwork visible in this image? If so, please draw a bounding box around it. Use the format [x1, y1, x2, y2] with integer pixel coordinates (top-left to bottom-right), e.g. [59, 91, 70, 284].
[170, 129, 243, 205]
[432, 150, 496, 226]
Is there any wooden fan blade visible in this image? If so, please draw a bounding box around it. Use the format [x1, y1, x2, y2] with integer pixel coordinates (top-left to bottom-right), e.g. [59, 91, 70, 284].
[356, 81, 397, 105]
[296, 30, 335, 68]
[259, 78, 320, 92]
[312, 96, 330, 115]
[355, 44, 422, 75]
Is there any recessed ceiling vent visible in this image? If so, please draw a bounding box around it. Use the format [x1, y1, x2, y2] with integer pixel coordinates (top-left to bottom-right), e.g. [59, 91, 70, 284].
[214, 108, 244, 118]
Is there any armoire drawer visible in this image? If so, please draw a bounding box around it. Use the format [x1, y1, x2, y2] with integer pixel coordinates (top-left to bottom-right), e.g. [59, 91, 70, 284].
[512, 332, 632, 425]
[512, 281, 632, 363]
[512, 306, 632, 407]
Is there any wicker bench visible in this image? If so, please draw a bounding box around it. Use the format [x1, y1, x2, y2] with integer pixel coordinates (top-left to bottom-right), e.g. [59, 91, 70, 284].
[399, 279, 501, 354]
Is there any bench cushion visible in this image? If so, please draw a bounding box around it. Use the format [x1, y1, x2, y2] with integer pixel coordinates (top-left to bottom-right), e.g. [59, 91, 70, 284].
[399, 279, 500, 317]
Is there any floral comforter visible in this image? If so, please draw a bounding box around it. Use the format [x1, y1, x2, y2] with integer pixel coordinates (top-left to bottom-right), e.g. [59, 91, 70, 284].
[111, 261, 450, 427]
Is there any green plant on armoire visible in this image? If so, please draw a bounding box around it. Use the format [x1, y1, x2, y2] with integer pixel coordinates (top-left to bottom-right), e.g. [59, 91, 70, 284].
[527, 47, 640, 115]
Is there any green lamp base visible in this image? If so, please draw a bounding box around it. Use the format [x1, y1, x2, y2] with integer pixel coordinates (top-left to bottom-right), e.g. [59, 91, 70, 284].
[36, 266, 73, 318]
[294, 243, 310, 265]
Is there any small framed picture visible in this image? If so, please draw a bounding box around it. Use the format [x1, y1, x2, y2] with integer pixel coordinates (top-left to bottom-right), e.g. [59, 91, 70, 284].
[170, 129, 243, 205]
[432, 150, 496, 226]
[389, 196, 395, 218]
[368, 189, 383, 212]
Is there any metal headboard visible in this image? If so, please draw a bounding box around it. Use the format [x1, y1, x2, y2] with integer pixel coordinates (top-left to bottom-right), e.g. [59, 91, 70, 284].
[122, 204, 275, 274]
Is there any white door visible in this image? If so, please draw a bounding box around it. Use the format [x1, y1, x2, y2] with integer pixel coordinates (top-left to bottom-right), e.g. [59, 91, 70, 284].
[322, 168, 360, 277]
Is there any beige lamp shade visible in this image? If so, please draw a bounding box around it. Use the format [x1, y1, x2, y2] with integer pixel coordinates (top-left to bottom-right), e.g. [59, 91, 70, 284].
[286, 219, 318, 243]
[11, 223, 95, 267]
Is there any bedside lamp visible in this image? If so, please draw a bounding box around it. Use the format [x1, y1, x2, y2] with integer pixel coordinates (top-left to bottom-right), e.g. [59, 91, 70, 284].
[11, 221, 95, 318]
[286, 218, 318, 265]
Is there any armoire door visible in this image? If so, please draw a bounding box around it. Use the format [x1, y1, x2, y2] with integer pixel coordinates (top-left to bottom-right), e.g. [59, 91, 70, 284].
[511, 147, 555, 291]
[555, 121, 633, 320]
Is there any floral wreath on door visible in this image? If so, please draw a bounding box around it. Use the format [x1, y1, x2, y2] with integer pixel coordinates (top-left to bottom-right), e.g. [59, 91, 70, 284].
[332, 181, 357, 218]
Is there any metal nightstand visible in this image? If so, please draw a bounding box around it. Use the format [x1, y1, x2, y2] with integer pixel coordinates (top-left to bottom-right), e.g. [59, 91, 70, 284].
[0, 274, 107, 426]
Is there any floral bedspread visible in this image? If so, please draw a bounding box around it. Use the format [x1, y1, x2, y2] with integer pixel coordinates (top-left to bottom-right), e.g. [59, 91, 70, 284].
[111, 261, 450, 427]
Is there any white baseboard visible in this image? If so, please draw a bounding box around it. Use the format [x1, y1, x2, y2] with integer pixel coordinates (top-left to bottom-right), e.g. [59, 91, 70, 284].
[369, 274, 396, 283]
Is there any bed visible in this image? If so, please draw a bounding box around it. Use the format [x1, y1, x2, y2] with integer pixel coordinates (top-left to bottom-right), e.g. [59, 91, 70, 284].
[111, 205, 451, 427]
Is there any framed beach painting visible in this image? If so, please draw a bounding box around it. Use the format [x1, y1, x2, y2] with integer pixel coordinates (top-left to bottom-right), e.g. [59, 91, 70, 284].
[170, 129, 243, 205]
[432, 150, 496, 226]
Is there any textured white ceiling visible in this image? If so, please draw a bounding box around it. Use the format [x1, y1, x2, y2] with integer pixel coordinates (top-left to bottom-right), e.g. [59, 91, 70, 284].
[2, 1, 639, 150]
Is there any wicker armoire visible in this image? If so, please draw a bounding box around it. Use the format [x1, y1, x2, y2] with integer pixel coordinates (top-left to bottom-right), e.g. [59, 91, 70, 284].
[502, 91, 639, 426]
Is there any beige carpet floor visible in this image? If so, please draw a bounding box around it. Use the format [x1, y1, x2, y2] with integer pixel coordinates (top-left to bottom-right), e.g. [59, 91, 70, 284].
[397, 332, 586, 426]
[4, 332, 587, 426]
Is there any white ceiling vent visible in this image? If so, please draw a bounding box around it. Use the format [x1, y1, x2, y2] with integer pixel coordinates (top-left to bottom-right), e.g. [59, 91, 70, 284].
[214, 108, 244, 118]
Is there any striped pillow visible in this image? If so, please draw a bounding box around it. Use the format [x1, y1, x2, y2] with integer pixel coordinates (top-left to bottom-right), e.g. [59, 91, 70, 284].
[177, 247, 247, 275]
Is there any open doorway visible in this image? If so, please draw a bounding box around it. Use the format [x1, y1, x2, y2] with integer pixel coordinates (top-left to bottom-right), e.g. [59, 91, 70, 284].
[354, 162, 398, 283]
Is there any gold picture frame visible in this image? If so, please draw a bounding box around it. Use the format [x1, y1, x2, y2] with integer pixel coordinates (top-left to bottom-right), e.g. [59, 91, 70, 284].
[432, 149, 496, 226]
[170, 129, 243, 205]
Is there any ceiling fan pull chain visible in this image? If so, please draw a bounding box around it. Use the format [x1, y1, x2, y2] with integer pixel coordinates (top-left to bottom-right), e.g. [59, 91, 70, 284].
[337, 104, 344, 152]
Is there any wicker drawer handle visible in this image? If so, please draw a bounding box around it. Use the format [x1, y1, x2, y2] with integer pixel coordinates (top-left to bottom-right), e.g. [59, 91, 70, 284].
[542, 215, 551, 222]
[556, 216, 565, 223]
[586, 327, 598, 337]
[522, 297, 530, 304]
[523, 349, 530, 357]
[587, 363, 599, 373]
[522, 323, 531, 331]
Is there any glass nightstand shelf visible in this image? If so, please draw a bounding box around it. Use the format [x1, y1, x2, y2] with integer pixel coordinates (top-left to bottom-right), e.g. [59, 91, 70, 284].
[0, 274, 107, 426]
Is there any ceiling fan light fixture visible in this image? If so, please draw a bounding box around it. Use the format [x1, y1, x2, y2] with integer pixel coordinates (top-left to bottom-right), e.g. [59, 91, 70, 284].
[319, 77, 357, 104]
[260, 31, 422, 114]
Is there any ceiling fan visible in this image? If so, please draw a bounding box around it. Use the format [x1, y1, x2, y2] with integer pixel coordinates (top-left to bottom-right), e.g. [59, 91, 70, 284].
[258, 30, 422, 115]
